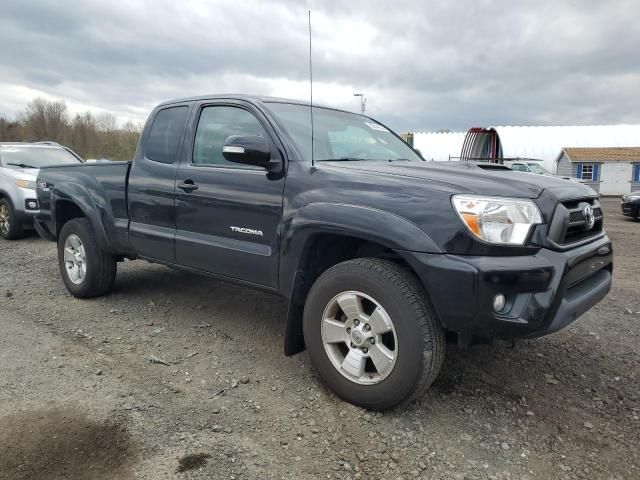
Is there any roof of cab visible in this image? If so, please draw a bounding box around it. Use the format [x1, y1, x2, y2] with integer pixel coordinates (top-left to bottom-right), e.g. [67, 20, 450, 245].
[155, 94, 353, 115]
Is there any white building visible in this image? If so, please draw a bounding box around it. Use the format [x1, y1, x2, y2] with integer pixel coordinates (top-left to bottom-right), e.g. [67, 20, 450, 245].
[411, 125, 640, 175]
[412, 131, 466, 162]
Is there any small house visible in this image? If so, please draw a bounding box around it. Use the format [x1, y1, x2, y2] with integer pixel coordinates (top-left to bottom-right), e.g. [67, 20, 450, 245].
[555, 147, 640, 195]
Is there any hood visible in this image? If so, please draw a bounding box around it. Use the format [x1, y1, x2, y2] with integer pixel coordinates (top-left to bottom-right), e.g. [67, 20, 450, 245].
[322, 161, 596, 199]
[4, 167, 38, 182]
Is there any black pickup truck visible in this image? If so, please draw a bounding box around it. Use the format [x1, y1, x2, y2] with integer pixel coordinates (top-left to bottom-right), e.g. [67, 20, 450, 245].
[35, 95, 613, 409]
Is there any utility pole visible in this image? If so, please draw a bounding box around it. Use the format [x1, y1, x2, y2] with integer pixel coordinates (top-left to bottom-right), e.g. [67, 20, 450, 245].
[353, 93, 366, 115]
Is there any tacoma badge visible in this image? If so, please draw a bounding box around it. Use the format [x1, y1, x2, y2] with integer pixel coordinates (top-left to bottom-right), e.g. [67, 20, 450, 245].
[230, 226, 264, 236]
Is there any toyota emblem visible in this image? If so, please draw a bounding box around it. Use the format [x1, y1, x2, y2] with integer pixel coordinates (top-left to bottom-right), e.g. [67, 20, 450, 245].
[583, 205, 595, 230]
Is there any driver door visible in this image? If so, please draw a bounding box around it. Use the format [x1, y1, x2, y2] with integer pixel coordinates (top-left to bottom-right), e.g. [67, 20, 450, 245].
[173, 102, 285, 287]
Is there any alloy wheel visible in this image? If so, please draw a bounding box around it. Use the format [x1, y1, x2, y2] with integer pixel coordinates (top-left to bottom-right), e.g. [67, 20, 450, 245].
[0, 204, 10, 236]
[63, 234, 87, 285]
[321, 290, 398, 385]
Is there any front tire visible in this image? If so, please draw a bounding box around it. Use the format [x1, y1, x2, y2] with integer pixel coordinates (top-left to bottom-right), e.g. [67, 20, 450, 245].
[303, 258, 445, 410]
[57, 218, 117, 298]
[0, 198, 25, 240]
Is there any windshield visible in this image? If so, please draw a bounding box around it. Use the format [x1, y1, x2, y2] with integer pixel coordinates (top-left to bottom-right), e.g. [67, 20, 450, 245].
[527, 164, 547, 174]
[0, 146, 82, 169]
[267, 103, 422, 162]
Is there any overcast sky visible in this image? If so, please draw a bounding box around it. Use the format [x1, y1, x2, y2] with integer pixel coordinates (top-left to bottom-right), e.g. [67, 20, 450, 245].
[1, 0, 639, 132]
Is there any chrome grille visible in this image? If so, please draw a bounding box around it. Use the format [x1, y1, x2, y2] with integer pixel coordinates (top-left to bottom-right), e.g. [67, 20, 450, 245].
[547, 199, 604, 248]
[569, 208, 602, 224]
[569, 211, 583, 223]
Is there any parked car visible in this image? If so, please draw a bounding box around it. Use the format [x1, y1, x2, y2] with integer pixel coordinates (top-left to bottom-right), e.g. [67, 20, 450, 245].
[505, 159, 551, 175]
[34, 95, 613, 410]
[0, 142, 83, 239]
[505, 159, 581, 183]
[621, 193, 640, 219]
[85, 158, 116, 164]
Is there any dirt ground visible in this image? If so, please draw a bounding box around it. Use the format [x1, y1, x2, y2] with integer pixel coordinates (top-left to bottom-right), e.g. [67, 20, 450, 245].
[0, 197, 638, 480]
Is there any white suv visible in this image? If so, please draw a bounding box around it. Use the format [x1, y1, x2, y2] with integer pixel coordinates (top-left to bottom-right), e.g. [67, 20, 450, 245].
[0, 142, 83, 239]
[505, 161, 551, 175]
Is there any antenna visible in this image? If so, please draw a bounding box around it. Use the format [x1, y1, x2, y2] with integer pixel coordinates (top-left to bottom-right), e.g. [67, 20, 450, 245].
[308, 10, 314, 167]
[353, 93, 366, 115]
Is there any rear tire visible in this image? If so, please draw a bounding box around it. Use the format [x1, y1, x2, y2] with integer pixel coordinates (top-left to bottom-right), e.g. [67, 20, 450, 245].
[0, 198, 25, 240]
[57, 218, 117, 298]
[303, 258, 445, 410]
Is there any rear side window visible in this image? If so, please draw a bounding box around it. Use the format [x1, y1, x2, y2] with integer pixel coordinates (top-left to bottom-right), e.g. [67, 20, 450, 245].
[145, 106, 189, 164]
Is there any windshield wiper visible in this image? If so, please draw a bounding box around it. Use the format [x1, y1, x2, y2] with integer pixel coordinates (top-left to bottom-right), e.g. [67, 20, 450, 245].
[6, 162, 37, 168]
[318, 157, 418, 163]
[317, 157, 370, 162]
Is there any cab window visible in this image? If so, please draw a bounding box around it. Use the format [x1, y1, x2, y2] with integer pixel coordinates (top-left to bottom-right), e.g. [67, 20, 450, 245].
[193, 106, 268, 167]
[145, 106, 189, 164]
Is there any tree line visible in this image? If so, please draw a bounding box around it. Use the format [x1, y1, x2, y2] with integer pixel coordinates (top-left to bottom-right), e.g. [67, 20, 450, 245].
[0, 98, 142, 160]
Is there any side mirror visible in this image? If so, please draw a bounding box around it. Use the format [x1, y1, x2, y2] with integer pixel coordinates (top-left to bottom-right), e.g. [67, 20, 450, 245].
[222, 135, 275, 169]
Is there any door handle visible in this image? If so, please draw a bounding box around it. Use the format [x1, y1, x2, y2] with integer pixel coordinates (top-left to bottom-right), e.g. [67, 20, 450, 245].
[177, 180, 198, 192]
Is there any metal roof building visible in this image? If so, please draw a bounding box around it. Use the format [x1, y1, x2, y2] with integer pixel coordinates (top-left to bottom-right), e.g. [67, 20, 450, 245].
[412, 131, 466, 162]
[412, 125, 640, 173]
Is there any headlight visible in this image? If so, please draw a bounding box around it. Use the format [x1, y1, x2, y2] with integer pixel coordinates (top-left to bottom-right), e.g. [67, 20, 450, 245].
[15, 179, 36, 189]
[452, 195, 543, 245]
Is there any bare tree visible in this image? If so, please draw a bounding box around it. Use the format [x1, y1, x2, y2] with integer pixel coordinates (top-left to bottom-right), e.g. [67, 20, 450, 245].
[23, 97, 69, 141]
[96, 112, 118, 158]
[13, 97, 141, 160]
[71, 112, 98, 158]
[23, 97, 48, 139]
[46, 100, 68, 141]
[0, 116, 23, 141]
[96, 111, 117, 133]
[122, 120, 143, 134]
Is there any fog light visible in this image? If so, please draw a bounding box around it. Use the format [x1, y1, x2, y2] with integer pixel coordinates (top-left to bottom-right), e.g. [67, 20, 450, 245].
[28, 201, 38, 209]
[493, 294, 506, 313]
[25, 200, 38, 210]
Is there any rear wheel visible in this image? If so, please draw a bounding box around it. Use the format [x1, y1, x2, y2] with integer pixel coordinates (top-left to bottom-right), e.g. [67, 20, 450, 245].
[303, 258, 445, 410]
[57, 218, 117, 298]
[0, 198, 25, 240]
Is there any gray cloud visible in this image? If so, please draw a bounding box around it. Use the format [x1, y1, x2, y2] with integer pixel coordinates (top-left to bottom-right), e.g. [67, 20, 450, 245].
[1, 0, 639, 131]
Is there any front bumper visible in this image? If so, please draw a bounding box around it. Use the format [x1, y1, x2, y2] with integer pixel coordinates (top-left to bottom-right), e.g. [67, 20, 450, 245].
[402, 235, 613, 340]
[13, 206, 40, 227]
[12, 187, 40, 226]
[621, 200, 639, 217]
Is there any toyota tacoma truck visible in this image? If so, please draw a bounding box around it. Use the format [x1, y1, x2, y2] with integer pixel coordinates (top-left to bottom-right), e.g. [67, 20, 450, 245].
[34, 95, 613, 410]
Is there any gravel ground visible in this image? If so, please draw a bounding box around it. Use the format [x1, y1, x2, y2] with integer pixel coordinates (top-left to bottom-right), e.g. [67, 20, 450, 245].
[0, 197, 638, 480]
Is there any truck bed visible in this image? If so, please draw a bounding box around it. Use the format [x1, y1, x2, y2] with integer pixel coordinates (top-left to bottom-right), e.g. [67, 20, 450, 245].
[36, 161, 133, 253]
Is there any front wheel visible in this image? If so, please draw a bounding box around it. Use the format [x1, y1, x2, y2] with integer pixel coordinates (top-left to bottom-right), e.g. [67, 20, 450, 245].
[0, 198, 25, 240]
[57, 218, 117, 298]
[303, 258, 445, 410]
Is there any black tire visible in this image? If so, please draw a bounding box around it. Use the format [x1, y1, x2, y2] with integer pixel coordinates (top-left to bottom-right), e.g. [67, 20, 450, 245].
[0, 198, 25, 240]
[57, 218, 117, 298]
[303, 258, 445, 410]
